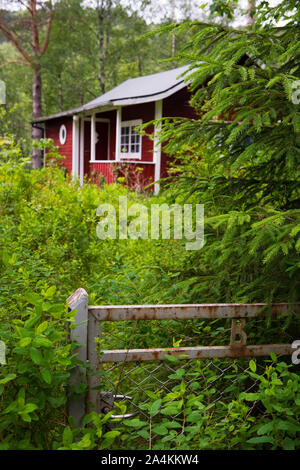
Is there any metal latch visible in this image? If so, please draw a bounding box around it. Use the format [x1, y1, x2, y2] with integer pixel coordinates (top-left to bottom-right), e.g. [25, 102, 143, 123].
[99, 392, 137, 419]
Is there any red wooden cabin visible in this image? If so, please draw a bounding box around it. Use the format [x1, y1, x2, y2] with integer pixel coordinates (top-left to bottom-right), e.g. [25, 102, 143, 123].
[33, 66, 197, 193]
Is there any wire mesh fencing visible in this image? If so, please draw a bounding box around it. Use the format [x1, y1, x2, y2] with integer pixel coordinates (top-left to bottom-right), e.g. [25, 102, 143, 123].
[97, 357, 271, 449]
[100, 356, 264, 413]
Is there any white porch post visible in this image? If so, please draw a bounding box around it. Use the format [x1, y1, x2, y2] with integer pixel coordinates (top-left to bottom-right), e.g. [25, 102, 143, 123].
[91, 113, 96, 162]
[154, 99, 163, 195]
[115, 107, 121, 162]
[72, 115, 80, 179]
[79, 118, 84, 185]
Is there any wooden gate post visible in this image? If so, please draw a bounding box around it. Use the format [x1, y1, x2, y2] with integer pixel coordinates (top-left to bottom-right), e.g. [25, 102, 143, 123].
[68, 288, 89, 427]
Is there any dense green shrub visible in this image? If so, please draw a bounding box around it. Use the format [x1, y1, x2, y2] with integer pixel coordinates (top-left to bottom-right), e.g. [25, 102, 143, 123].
[1, 0, 299, 450]
[0, 286, 121, 450]
[0, 139, 299, 449]
[0, 287, 75, 449]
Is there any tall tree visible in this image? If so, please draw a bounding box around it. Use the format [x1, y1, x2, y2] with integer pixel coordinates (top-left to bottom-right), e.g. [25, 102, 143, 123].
[0, 0, 53, 168]
[154, 0, 300, 304]
[160, 1, 300, 209]
[84, 0, 115, 94]
[95, 0, 112, 94]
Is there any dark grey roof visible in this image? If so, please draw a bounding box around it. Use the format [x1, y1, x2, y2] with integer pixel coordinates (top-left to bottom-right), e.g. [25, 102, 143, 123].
[33, 65, 190, 123]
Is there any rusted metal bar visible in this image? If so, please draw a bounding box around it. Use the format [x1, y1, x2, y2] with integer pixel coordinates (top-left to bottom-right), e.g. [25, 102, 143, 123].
[89, 303, 299, 322]
[100, 344, 293, 362]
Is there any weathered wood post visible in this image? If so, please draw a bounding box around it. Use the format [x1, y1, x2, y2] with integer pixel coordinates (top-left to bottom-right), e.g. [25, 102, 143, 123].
[87, 310, 102, 413]
[68, 288, 89, 426]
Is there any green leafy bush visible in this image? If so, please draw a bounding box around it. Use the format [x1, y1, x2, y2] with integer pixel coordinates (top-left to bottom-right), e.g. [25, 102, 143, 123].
[121, 357, 300, 450]
[0, 139, 298, 450]
[0, 287, 76, 449]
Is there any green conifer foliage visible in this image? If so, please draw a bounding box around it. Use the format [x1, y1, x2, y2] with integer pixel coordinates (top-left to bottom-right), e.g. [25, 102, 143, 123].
[153, 1, 300, 305]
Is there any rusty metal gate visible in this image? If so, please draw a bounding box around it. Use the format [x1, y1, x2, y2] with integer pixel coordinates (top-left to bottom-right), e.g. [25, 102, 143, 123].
[67, 288, 299, 441]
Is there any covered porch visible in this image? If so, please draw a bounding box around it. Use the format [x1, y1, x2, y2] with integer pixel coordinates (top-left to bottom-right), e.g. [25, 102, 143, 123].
[71, 109, 118, 185]
[71, 103, 160, 192]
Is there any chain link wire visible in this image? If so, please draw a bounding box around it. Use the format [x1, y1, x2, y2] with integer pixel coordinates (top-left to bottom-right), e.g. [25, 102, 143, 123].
[98, 356, 267, 447]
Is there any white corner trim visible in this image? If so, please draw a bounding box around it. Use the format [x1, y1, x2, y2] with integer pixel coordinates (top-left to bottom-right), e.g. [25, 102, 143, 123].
[154, 100, 163, 195]
[80, 118, 84, 185]
[72, 115, 80, 179]
[91, 114, 96, 162]
[115, 107, 121, 162]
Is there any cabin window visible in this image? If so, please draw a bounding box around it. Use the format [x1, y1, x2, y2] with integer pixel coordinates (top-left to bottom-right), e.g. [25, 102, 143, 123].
[59, 124, 67, 145]
[120, 119, 142, 159]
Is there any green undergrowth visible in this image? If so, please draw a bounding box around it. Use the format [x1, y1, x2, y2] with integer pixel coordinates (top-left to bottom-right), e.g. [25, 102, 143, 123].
[0, 140, 299, 449]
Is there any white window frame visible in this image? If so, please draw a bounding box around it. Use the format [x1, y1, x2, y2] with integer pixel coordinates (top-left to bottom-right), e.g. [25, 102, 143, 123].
[59, 124, 67, 145]
[119, 119, 142, 160]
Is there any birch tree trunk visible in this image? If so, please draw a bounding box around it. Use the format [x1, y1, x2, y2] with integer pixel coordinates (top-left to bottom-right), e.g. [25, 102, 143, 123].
[98, 8, 106, 94]
[96, 0, 112, 95]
